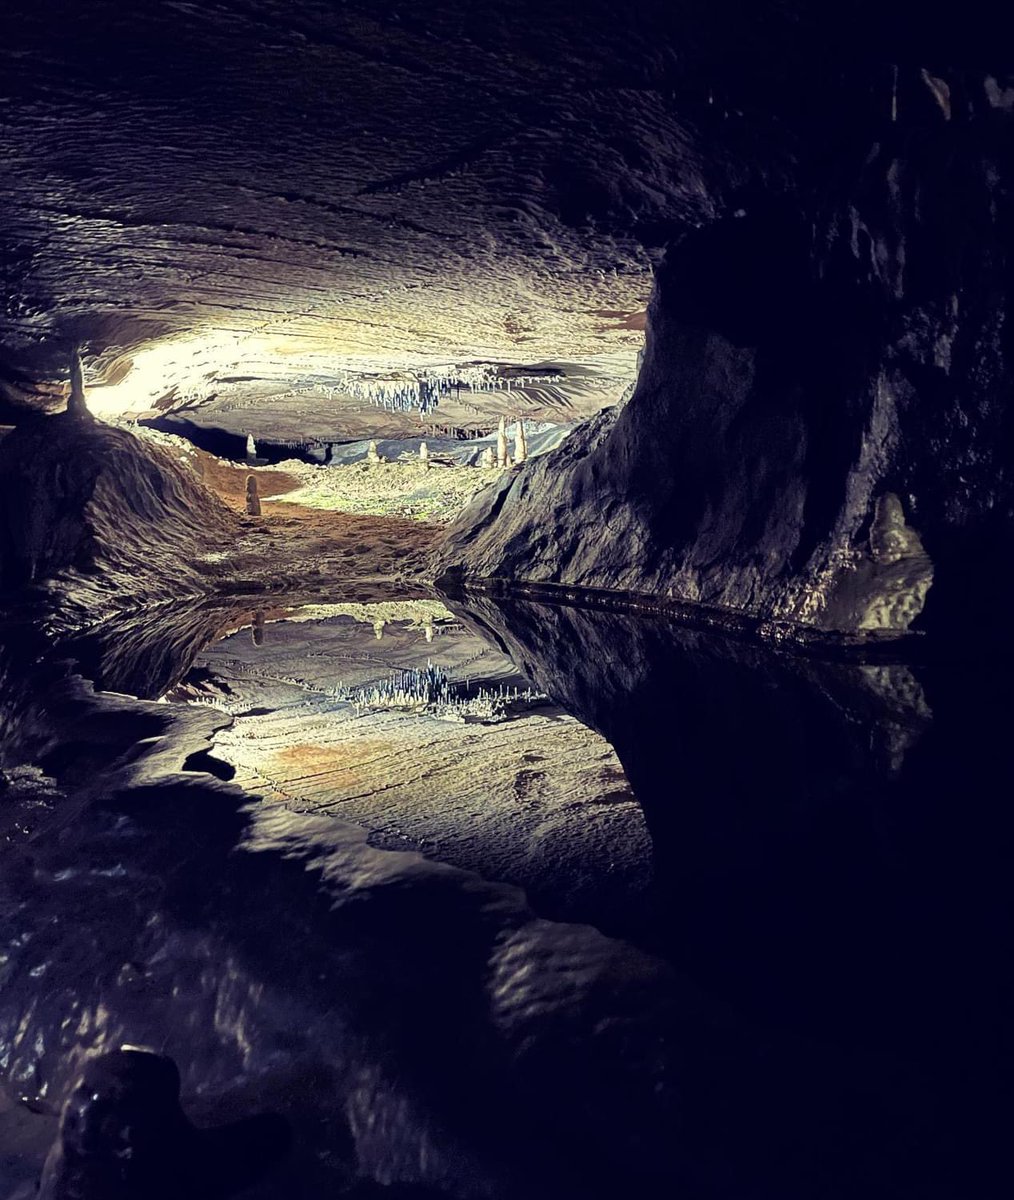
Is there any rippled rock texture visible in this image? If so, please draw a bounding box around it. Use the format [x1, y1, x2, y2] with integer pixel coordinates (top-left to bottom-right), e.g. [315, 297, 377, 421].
[1, 4, 997, 404]
[0, 413, 238, 614]
[0, 623, 685, 1200]
[438, 74, 1014, 639]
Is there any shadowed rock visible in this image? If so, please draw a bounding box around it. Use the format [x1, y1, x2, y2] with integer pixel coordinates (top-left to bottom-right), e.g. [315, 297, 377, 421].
[0, 415, 238, 603]
[436, 89, 1014, 645]
[37, 1049, 290, 1199]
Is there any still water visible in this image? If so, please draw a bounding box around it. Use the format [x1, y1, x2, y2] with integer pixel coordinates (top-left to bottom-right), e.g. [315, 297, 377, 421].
[0, 590, 1010, 1198]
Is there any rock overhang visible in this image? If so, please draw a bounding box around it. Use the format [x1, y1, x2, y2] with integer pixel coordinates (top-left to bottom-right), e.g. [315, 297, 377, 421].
[6, 1, 1001, 412]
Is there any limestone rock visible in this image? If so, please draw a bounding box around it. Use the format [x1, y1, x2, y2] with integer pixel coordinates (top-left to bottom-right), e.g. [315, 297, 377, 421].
[436, 124, 1014, 644]
[514, 420, 528, 465]
[245, 474, 261, 516]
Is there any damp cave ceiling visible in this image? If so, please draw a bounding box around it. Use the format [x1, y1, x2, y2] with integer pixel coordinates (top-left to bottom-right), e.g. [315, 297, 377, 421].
[0, 1, 1000, 415]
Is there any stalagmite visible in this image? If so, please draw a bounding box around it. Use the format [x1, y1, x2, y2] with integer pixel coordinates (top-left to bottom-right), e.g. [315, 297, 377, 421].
[496, 417, 508, 469]
[514, 418, 528, 464]
[246, 434, 257, 462]
[478, 447, 495, 469]
[423, 616, 435, 643]
[419, 441, 431, 469]
[367, 440, 381, 465]
[67, 348, 89, 418]
[373, 619, 386, 640]
[245, 475, 261, 516]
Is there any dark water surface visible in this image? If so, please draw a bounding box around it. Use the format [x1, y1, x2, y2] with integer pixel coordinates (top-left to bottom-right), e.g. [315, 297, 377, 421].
[1, 591, 1011, 1198]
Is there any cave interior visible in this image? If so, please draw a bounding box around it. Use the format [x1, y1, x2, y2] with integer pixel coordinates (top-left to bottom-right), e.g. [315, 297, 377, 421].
[1, 3, 1013, 1199]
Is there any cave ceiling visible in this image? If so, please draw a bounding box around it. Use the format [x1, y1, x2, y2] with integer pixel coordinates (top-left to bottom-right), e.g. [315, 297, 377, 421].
[0, 1, 998, 420]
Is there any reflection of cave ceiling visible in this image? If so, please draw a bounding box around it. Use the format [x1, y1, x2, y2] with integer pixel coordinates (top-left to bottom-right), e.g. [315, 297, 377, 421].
[0, 1, 999, 416]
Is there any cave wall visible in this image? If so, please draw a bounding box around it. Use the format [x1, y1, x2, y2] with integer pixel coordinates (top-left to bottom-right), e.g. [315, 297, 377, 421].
[436, 77, 1014, 641]
[0, 414, 239, 621]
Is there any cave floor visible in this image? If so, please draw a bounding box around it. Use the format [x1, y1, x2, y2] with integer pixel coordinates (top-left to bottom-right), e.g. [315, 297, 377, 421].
[1, 528, 1011, 1198]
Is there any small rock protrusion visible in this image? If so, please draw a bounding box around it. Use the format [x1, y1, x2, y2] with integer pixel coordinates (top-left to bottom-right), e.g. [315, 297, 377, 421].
[514, 418, 528, 464]
[478, 446, 495, 469]
[367, 440, 382, 466]
[245, 475, 261, 516]
[496, 417, 508, 469]
[67, 348, 89, 418]
[245, 434, 258, 462]
[419, 441, 431, 469]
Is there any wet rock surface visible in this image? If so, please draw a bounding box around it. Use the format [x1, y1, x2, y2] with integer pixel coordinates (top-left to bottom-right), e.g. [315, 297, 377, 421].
[38, 1049, 290, 1200]
[182, 603, 653, 939]
[2, 584, 1012, 1198]
[443, 589, 1014, 1196]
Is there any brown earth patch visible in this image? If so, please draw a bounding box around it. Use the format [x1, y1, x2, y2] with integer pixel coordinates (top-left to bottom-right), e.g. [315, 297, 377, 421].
[593, 309, 647, 332]
[191, 452, 301, 509]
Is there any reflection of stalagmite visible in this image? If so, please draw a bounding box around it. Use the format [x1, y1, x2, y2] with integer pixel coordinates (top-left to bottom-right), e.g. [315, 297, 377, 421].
[514, 418, 527, 464]
[496, 417, 508, 468]
[419, 441, 430, 469]
[252, 611, 265, 647]
[246, 434, 257, 462]
[245, 475, 261, 516]
[373, 619, 385, 639]
[478, 447, 495, 469]
[367, 440, 381, 465]
[67, 348, 89, 417]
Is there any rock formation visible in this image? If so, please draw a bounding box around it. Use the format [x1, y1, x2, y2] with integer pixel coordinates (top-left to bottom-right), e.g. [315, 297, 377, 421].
[0, 416, 238, 618]
[514, 420, 528, 465]
[496, 418, 508, 470]
[419, 441, 431, 469]
[367, 440, 381, 466]
[245, 474, 261, 516]
[66, 350, 89, 420]
[436, 76, 1014, 644]
[37, 1048, 289, 1200]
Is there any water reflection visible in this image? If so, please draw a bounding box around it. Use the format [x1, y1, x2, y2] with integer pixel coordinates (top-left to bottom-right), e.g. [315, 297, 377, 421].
[171, 600, 652, 940]
[446, 591, 1014, 1198]
[1, 590, 1011, 1198]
